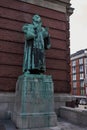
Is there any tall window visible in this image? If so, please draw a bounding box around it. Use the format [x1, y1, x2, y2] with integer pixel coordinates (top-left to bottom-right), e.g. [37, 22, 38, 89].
[73, 82, 77, 88]
[72, 66, 76, 73]
[79, 65, 84, 72]
[84, 58, 87, 65]
[80, 73, 84, 80]
[73, 74, 76, 81]
[79, 58, 83, 65]
[85, 66, 87, 78]
[72, 60, 76, 66]
[80, 88, 85, 96]
[80, 81, 84, 88]
[84, 58, 87, 78]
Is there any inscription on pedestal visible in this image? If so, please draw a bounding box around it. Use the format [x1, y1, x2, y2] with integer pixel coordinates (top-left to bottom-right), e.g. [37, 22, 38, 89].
[15, 75, 54, 112]
[19, 76, 53, 105]
[13, 74, 57, 129]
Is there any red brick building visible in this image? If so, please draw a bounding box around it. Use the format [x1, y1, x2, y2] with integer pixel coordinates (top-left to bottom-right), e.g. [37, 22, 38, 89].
[0, 0, 73, 93]
[71, 49, 87, 96]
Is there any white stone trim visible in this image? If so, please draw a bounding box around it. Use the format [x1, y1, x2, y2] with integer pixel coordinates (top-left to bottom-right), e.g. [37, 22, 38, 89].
[71, 54, 85, 60]
[0, 93, 15, 102]
[59, 0, 70, 3]
[19, 0, 66, 13]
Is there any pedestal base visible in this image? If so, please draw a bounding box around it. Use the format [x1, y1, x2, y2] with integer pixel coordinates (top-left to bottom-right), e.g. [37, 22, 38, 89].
[13, 112, 57, 129]
[16, 126, 58, 130]
[12, 73, 57, 129]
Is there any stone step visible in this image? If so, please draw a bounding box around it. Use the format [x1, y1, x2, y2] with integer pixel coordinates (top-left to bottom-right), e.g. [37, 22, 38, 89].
[0, 118, 87, 130]
[0, 120, 16, 130]
[0, 124, 5, 130]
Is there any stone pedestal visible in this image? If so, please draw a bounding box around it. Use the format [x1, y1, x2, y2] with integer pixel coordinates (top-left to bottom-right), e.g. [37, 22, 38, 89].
[12, 73, 57, 129]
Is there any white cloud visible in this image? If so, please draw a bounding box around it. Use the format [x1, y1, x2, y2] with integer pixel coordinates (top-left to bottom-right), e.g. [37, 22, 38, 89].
[70, 0, 87, 54]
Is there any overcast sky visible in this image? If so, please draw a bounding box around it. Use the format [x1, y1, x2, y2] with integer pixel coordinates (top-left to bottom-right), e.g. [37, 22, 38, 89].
[70, 0, 87, 54]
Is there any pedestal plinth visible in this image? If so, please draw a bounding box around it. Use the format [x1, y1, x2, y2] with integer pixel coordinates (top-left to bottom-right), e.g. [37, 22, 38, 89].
[12, 73, 57, 129]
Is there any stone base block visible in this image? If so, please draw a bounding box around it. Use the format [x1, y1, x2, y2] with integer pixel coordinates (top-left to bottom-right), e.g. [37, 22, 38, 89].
[12, 74, 57, 129]
[12, 112, 57, 129]
[16, 126, 58, 130]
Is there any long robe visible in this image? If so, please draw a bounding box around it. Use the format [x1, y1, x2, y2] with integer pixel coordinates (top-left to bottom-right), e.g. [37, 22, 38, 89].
[22, 24, 51, 74]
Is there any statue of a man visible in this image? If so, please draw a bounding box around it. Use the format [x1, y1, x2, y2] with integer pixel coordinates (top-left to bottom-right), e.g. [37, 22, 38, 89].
[22, 15, 51, 74]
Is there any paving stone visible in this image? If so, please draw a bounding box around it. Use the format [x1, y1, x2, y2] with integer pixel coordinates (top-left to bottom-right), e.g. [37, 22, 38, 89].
[0, 120, 16, 130]
[0, 123, 5, 130]
[0, 118, 87, 130]
[57, 118, 87, 130]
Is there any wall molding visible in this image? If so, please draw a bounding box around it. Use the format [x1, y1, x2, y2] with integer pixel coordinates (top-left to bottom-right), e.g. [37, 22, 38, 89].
[19, 0, 67, 13]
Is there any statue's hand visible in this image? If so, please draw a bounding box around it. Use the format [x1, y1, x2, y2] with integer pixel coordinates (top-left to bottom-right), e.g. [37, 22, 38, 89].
[43, 27, 49, 38]
[23, 24, 35, 40]
[25, 31, 35, 40]
[22, 24, 28, 33]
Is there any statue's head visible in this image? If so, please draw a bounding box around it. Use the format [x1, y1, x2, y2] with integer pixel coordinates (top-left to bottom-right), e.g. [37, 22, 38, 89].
[32, 15, 42, 28]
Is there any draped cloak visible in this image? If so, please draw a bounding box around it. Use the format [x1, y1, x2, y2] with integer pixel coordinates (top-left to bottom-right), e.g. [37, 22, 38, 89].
[22, 24, 51, 74]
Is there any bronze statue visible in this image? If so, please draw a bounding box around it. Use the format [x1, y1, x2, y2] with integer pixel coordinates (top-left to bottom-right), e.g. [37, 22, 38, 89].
[22, 15, 51, 74]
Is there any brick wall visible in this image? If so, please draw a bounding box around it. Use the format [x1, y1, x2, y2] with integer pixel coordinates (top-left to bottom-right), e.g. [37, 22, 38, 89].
[0, 0, 71, 93]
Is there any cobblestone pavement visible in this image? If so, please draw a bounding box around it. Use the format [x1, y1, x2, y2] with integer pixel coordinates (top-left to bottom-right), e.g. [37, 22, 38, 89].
[0, 123, 5, 130]
[0, 118, 87, 130]
[0, 120, 16, 130]
[57, 118, 87, 130]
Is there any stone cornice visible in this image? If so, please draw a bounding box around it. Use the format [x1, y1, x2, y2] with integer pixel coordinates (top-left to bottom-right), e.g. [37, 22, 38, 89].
[19, 0, 74, 16]
[59, 0, 70, 3]
[46, 0, 70, 4]
[19, 0, 67, 13]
